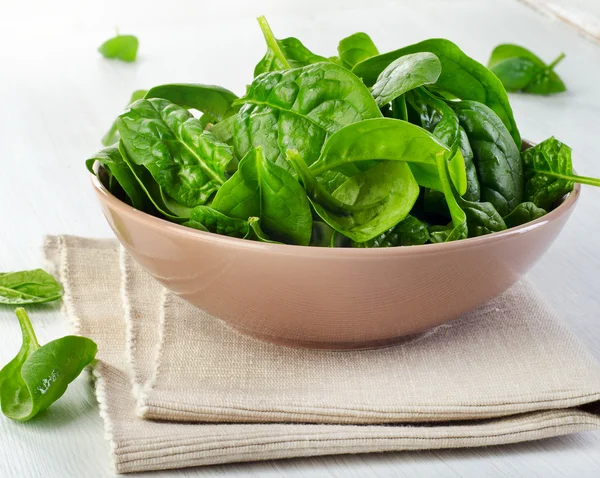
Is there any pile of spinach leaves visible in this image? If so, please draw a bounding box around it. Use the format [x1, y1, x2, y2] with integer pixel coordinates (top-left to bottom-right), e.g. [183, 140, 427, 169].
[88, 17, 600, 248]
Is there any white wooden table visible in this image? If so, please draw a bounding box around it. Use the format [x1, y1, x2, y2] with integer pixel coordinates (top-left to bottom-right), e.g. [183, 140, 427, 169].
[1, 0, 599, 476]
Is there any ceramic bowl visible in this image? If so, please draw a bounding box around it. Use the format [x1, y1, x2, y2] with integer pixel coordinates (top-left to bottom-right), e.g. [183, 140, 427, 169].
[91, 148, 580, 349]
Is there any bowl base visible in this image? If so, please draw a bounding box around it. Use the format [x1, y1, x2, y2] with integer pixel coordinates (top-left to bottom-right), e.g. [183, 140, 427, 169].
[229, 325, 434, 351]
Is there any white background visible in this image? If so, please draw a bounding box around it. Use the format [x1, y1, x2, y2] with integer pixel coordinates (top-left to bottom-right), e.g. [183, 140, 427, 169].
[1, 0, 599, 476]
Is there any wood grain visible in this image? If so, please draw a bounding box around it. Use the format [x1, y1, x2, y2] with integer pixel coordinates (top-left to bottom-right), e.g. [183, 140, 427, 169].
[1, 0, 599, 476]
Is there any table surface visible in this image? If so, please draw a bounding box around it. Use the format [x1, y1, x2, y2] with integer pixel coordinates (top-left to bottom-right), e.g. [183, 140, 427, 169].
[1, 0, 600, 476]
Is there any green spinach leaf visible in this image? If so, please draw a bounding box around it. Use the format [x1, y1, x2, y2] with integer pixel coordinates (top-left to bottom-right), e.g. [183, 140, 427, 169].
[337, 32, 379, 69]
[145, 84, 238, 121]
[371, 52, 441, 108]
[309, 118, 463, 195]
[353, 215, 430, 247]
[504, 202, 547, 228]
[0, 308, 97, 421]
[185, 206, 278, 243]
[521, 137, 600, 209]
[211, 147, 312, 245]
[98, 34, 139, 62]
[102, 89, 147, 147]
[450, 100, 523, 216]
[254, 16, 328, 77]
[488, 44, 566, 95]
[406, 88, 475, 199]
[458, 196, 507, 237]
[0, 270, 62, 305]
[431, 153, 468, 242]
[288, 149, 420, 243]
[353, 38, 521, 147]
[234, 62, 381, 172]
[116, 142, 192, 221]
[87, 145, 152, 211]
[117, 98, 233, 207]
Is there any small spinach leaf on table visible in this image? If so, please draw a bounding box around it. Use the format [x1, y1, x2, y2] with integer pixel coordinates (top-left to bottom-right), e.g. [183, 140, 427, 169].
[371, 52, 441, 108]
[117, 98, 233, 208]
[102, 89, 147, 147]
[337, 32, 379, 69]
[450, 100, 523, 216]
[234, 62, 381, 173]
[504, 202, 547, 228]
[0, 270, 62, 305]
[521, 137, 600, 209]
[488, 44, 566, 95]
[0, 308, 97, 421]
[289, 151, 420, 244]
[352, 38, 521, 147]
[210, 147, 312, 245]
[254, 16, 329, 77]
[98, 34, 139, 62]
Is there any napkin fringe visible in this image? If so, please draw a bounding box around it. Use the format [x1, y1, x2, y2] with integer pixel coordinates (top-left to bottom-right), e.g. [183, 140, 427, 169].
[93, 362, 119, 473]
[136, 288, 169, 418]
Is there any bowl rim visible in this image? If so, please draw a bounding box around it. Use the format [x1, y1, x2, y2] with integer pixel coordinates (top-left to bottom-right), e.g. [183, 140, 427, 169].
[91, 172, 580, 258]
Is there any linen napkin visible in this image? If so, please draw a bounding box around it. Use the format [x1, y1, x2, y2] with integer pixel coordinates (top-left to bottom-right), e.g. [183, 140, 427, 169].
[44, 235, 600, 474]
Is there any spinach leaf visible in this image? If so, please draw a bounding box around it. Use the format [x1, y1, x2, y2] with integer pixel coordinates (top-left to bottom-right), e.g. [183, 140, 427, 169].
[353, 39, 521, 147]
[211, 147, 312, 245]
[288, 150, 420, 243]
[449, 100, 523, 216]
[254, 16, 328, 77]
[0, 308, 97, 421]
[0, 270, 62, 305]
[117, 98, 233, 207]
[309, 118, 462, 195]
[116, 142, 192, 221]
[145, 84, 239, 121]
[458, 196, 507, 237]
[309, 221, 337, 247]
[391, 96, 408, 121]
[87, 145, 151, 211]
[98, 34, 139, 62]
[504, 202, 547, 228]
[185, 206, 277, 242]
[234, 62, 381, 172]
[431, 153, 468, 242]
[353, 215, 430, 247]
[371, 52, 441, 108]
[521, 137, 600, 209]
[456, 128, 480, 202]
[406, 88, 475, 199]
[337, 32, 379, 69]
[102, 89, 147, 147]
[488, 44, 566, 95]
[209, 115, 236, 145]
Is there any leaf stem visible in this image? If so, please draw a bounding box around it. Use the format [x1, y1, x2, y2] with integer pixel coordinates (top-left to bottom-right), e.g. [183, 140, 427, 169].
[257, 16, 290, 69]
[539, 170, 600, 187]
[547, 52, 566, 71]
[15, 307, 40, 350]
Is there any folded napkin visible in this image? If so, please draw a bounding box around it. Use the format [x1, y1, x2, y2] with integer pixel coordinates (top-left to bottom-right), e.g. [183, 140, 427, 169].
[44, 236, 600, 474]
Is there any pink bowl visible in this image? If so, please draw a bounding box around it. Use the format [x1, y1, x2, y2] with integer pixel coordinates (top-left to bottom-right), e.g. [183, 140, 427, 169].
[91, 154, 579, 349]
